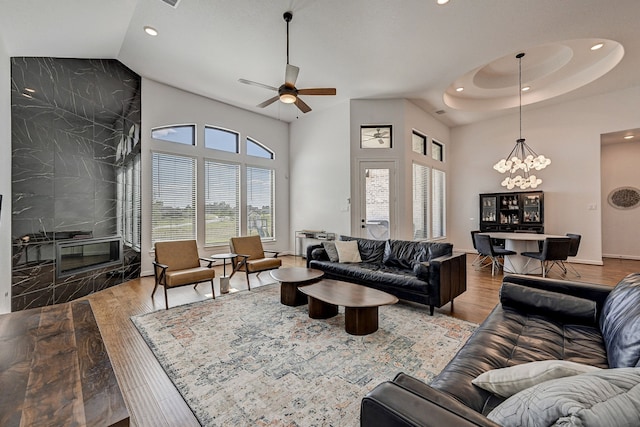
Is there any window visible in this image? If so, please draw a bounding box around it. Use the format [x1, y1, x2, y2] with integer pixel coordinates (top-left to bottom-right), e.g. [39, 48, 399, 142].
[432, 169, 446, 238]
[118, 152, 141, 251]
[247, 137, 274, 159]
[412, 163, 430, 239]
[151, 125, 195, 145]
[432, 140, 444, 161]
[151, 152, 196, 243]
[412, 131, 427, 155]
[246, 166, 274, 239]
[205, 126, 239, 153]
[204, 160, 240, 245]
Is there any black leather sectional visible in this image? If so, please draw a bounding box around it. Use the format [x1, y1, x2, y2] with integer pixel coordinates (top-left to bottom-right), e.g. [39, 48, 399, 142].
[361, 273, 640, 426]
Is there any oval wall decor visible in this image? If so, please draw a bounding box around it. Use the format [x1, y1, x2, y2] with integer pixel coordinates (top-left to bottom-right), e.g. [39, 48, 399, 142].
[607, 186, 640, 210]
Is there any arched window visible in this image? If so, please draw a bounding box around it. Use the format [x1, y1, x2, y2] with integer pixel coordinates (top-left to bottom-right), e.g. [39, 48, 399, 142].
[247, 137, 274, 159]
[205, 126, 239, 153]
[151, 125, 195, 145]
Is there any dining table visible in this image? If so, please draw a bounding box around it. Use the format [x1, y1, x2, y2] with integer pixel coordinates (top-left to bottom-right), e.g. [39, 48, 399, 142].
[478, 232, 566, 274]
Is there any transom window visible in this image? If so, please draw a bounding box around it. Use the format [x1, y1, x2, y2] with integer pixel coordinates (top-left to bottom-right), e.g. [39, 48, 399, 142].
[151, 125, 195, 146]
[432, 140, 444, 161]
[247, 137, 274, 159]
[205, 126, 239, 153]
[412, 131, 427, 155]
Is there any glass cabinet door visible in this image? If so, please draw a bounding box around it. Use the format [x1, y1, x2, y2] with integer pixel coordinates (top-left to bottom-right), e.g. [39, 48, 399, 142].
[481, 195, 497, 223]
[522, 193, 542, 223]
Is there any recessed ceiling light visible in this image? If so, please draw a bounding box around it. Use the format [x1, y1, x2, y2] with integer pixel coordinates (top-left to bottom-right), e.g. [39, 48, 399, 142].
[455, 87, 464, 92]
[144, 26, 158, 36]
[624, 135, 634, 140]
[437, 0, 450, 4]
[521, 86, 531, 92]
[21, 92, 33, 99]
[591, 42, 604, 51]
[24, 87, 35, 93]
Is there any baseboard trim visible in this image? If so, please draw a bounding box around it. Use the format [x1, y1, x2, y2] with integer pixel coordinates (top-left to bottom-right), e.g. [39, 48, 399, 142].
[602, 253, 640, 261]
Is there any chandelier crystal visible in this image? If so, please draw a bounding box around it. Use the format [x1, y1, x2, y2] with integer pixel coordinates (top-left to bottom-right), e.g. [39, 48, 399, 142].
[493, 53, 551, 190]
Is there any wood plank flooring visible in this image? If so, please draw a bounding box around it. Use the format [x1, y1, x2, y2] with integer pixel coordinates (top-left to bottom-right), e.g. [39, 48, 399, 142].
[19, 255, 640, 426]
[0, 300, 129, 427]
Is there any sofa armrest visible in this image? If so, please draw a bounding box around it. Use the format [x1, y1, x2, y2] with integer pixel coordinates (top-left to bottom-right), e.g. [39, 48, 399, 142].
[361, 376, 500, 427]
[428, 252, 467, 311]
[306, 244, 327, 267]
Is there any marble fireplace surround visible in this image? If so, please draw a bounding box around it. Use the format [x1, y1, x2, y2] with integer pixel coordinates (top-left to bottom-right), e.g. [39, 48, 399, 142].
[10, 57, 142, 311]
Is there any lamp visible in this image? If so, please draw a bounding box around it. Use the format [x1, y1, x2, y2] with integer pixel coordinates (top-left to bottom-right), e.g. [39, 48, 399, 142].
[493, 52, 551, 190]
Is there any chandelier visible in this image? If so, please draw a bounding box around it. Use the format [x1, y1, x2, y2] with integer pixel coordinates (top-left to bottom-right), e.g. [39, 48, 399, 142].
[493, 53, 551, 190]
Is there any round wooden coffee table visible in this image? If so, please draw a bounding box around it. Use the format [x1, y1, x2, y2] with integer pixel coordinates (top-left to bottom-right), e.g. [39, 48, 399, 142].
[299, 279, 399, 335]
[270, 268, 324, 306]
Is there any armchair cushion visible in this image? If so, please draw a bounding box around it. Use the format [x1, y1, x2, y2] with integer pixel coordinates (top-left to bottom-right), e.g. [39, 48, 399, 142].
[244, 257, 282, 272]
[165, 267, 216, 288]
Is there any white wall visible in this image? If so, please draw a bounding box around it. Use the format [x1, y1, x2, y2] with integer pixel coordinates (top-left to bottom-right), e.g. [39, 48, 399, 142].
[0, 38, 10, 313]
[450, 86, 640, 264]
[140, 78, 289, 276]
[289, 102, 351, 241]
[601, 140, 640, 259]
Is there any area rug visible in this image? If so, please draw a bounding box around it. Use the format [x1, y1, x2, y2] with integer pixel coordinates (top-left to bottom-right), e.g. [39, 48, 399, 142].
[131, 283, 478, 426]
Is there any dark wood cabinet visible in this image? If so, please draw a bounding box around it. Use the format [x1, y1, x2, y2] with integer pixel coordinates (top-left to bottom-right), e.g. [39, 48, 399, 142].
[479, 191, 544, 233]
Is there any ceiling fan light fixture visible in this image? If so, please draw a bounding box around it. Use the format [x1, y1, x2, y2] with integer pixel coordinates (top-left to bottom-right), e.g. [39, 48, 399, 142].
[279, 93, 297, 104]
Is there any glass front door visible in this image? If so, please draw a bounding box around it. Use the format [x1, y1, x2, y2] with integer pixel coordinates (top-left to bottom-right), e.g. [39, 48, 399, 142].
[359, 162, 395, 240]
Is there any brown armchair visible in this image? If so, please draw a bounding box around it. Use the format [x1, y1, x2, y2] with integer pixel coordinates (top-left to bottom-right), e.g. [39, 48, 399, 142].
[152, 240, 216, 309]
[229, 235, 282, 290]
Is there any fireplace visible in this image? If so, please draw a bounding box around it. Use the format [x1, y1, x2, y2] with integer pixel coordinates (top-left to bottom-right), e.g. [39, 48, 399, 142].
[56, 237, 123, 278]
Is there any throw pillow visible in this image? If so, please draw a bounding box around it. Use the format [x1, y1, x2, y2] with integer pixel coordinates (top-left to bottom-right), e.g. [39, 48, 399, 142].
[322, 241, 339, 262]
[487, 367, 640, 427]
[472, 360, 601, 398]
[599, 272, 640, 368]
[334, 240, 362, 263]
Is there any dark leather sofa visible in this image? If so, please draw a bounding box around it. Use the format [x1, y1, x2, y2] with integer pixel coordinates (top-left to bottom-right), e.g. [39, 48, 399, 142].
[307, 236, 467, 315]
[361, 273, 640, 426]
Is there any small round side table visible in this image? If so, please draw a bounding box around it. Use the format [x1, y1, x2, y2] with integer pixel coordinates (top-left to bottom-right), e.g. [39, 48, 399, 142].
[210, 253, 237, 294]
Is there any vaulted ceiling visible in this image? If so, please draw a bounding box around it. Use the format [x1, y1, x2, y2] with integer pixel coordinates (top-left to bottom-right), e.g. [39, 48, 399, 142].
[2, 0, 639, 130]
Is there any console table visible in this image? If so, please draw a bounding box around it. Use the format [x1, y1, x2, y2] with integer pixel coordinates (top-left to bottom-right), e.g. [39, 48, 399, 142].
[0, 300, 129, 426]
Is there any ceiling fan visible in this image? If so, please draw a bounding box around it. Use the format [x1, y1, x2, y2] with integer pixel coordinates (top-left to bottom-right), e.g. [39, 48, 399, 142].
[239, 11, 336, 114]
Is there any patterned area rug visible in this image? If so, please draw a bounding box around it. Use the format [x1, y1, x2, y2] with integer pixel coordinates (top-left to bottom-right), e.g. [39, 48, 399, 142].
[131, 283, 477, 426]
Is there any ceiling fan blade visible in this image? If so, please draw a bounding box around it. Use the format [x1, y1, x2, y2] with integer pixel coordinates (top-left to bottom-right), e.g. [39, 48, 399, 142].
[285, 64, 299, 87]
[294, 97, 312, 113]
[257, 95, 280, 108]
[239, 78, 278, 92]
[297, 88, 336, 96]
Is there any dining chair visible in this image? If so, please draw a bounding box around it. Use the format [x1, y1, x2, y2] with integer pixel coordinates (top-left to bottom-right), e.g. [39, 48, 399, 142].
[153, 240, 216, 309]
[561, 233, 582, 277]
[521, 237, 571, 278]
[470, 230, 489, 267]
[474, 233, 516, 276]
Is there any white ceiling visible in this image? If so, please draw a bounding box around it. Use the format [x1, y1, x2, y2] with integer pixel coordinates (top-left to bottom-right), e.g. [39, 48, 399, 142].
[1, 0, 639, 135]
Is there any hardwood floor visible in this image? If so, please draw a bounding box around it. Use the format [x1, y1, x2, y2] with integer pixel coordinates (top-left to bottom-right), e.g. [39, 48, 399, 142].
[80, 255, 640, 425]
